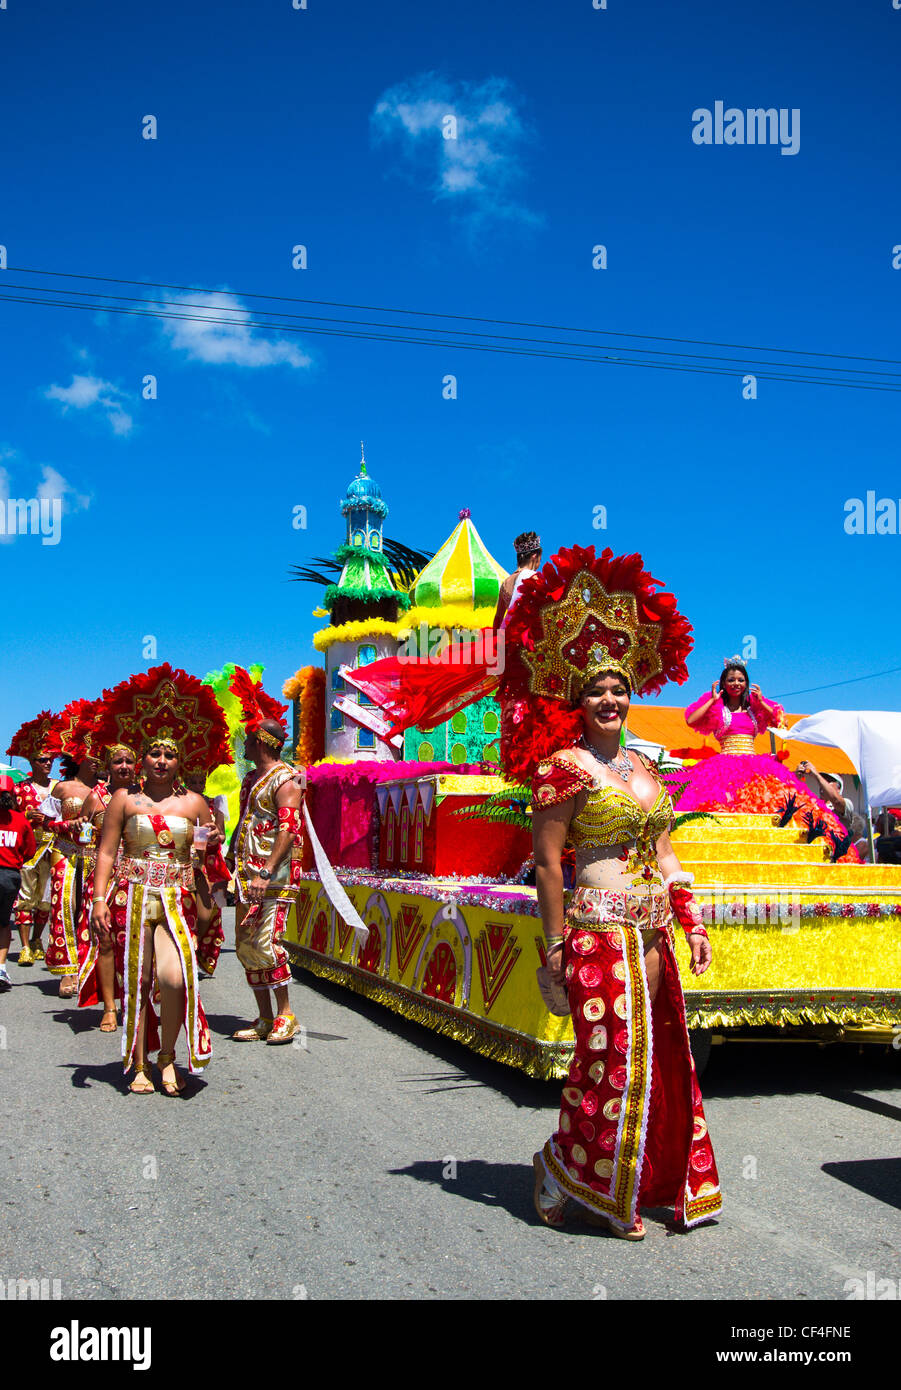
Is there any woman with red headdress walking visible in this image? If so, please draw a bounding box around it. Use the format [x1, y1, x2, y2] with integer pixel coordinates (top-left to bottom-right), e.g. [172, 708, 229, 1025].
[43, 701, 102, 999]
[89, 664, 231, 1094]
[499, 545, 722, 1238]
[6, 710, 57, 967]
[77, 741, 138, 1031]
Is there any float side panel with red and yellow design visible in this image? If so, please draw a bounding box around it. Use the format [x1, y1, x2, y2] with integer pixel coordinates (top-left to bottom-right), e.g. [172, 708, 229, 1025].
[285, 871, 901, 1079]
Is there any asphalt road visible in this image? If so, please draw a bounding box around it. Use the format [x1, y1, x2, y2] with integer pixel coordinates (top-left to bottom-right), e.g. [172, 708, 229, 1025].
[2, 909, 899, 1302]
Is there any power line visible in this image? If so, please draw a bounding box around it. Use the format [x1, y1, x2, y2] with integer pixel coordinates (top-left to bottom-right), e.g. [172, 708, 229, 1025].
[774, 665, 901, 699]
[9, 263, 901, 369]
[1, 283, 899, 392]
[3, 277, 900, 381]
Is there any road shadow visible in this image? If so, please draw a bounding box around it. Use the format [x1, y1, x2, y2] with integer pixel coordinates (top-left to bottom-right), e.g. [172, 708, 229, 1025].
[31, 976, 74, 999]
[50, 1005, 107, 1036]
[294, 970, 558, 1108]
[818, 1089, 901, 1124]
[821, 1157, 901, 1211]
[59, 1058, 209, 1098]
[204, 1010, 349, 1044]
[700, 1040, 901, 1101]
[387, 1158, 689, 1236]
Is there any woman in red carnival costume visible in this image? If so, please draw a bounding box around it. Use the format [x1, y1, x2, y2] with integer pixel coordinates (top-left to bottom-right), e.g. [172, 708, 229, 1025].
[7, 710, 58, 965]
[43, 700, 102, 999]
[676, 661, 858, 858]
[499, 544, 722, 1238]
[77, 741, 138, 1030]
[89, 665, 231, 1094]
[183, 769, 230, 977]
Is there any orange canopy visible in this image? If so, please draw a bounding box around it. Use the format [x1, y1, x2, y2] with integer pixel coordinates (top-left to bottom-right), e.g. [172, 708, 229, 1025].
[627, 704, 857, 777]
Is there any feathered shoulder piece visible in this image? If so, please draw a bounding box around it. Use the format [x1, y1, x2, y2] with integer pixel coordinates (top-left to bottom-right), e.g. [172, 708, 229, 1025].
[6, 709, 57, 761]
[228, 666, 289, 737]
[93, 663, 232, 775]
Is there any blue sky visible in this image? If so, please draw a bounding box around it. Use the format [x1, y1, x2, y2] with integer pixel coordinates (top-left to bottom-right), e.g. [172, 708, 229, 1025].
[1, 0, 900, 754]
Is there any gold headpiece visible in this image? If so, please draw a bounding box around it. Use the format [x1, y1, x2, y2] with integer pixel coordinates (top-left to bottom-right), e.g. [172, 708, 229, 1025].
[253, 727, 283, 749]
[521, 568, 664, 703]
[105, 742, 137, 761]
[142, 729, 180, 754]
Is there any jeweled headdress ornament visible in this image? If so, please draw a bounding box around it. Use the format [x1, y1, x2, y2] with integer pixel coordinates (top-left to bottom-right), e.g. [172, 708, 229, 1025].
[92, 663, 232, 775]
[499, 544, 692, 780]
[6, 709, 57, 762]
[44, 698, 103, 764]
[228, 666, 289, 749]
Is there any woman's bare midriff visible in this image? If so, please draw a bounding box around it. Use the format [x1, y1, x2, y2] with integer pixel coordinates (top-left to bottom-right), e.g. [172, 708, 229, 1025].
[573, 846, 664, 1002]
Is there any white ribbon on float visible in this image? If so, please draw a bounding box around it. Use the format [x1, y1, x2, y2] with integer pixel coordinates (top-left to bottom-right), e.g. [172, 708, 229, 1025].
[302, 800, 369, 948]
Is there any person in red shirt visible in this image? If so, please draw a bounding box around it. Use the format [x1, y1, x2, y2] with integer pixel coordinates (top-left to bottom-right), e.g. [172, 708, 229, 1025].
[0, 775, 37, 991]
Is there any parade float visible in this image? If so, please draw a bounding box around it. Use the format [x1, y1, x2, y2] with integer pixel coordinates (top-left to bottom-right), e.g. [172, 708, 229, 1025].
[282, 455, 901, 1079]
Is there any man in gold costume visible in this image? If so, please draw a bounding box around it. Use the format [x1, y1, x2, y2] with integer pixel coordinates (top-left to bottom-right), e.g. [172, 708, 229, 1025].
[227, 667, 303, 1046]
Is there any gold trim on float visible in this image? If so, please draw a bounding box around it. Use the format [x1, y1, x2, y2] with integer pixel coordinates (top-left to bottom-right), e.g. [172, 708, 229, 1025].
[285, 942, 574, 1080]
[684, 987, 901, 1031]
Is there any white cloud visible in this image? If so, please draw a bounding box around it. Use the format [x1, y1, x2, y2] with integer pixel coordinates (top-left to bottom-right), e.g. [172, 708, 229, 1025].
[44, 373, 133, 436]
[371, 73, 540, 230]
[162, 291, 312, 368]
[36, 465, 90, 514]
[0, 461, 90, 546]
[0, 467, 10, 546]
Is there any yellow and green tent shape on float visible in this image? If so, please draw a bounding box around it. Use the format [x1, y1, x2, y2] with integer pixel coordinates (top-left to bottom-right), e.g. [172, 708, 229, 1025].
[412, 509, 507, 609]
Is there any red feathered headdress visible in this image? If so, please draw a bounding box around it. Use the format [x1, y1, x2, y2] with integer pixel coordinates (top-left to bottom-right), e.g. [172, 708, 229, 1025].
[6, 709, 57, 762]
[229, 666, 289, 748]
[92, 663, 233, 775]
[499, 544, 692, 781]
[44, 698, 102, 764]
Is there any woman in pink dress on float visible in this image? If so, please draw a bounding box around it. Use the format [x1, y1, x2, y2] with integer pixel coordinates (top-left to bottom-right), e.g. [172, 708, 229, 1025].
[673, 660, 858, 858]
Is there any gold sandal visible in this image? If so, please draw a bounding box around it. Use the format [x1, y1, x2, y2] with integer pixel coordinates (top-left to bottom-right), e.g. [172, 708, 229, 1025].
[232, 1016, 274, 1042]
[266, 1012, 299, 1045]
[128, 1062, 155, 1095]
[157, 1051, 186, 1096]
[583, 1209, 646, 1240]
[99, 1009, 119, 1032]
[532, 1152, 568, 1227]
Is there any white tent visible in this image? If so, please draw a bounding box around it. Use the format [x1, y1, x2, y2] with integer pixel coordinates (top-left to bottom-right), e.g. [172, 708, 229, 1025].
[782, 710, 901, 808]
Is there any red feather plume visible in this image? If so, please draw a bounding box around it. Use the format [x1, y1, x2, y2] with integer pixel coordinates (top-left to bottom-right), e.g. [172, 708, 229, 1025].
[229, 666, 288, 735]
[6, 709, 57, 761]
[44, 698, 101, 763]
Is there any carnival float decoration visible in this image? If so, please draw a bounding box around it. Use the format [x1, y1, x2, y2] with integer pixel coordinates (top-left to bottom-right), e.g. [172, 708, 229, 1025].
[276, 452, 901, 1076]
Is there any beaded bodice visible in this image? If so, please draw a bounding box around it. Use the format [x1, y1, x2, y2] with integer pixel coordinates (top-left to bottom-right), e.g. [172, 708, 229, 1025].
[532, 751, 675, 893]
[569, 783, 672, 850]
[571, 781, 672, 893]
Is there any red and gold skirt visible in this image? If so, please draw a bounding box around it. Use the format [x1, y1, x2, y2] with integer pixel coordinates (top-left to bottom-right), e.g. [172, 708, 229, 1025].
[538, 887, 722, 1231]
